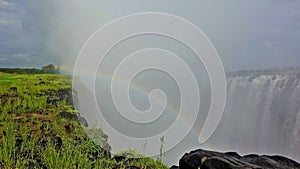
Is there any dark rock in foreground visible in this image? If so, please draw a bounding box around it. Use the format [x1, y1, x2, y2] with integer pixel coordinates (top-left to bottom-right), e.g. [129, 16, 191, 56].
[175, 149, 300, 169]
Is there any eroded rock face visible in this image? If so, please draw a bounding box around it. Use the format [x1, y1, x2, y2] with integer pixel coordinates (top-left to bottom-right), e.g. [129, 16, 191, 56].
[176, 149, 300, 169]
[57, 88, 73, 105]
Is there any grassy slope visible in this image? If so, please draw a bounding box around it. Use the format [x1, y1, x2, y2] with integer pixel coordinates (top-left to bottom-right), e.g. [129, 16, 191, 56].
[0, 74, 168, 169]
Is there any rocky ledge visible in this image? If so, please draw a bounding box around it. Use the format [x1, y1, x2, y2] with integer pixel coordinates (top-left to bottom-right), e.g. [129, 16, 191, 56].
[171, 149, 300, 169]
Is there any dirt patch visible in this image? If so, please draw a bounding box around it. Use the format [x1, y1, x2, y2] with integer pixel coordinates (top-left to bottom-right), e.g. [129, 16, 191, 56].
[12, 113, 52, 120]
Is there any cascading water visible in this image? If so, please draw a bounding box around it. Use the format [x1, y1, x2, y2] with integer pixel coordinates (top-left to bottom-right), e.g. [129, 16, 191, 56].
[73, 69, 300, 164]
[209, 70, 300, 161]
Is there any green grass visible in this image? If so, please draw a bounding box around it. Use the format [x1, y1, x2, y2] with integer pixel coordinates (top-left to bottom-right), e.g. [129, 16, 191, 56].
[0, 74, 169, 169]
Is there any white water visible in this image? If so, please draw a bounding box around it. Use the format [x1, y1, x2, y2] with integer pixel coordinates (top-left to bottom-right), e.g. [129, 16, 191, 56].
[73, 71, 300, 164]
[209, 73, 300, 161]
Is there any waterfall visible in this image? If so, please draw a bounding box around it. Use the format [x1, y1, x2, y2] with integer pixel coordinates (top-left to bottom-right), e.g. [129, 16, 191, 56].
[209, 71, 300, 161]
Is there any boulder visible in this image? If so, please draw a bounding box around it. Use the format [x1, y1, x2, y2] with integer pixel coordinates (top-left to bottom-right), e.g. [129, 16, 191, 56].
[177, 149, 300, 169]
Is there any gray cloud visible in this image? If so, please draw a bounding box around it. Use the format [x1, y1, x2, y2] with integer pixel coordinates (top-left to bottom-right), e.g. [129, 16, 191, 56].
[38, 0, 300, 71]
[0, 0, 53, 67]
[0, 0, 299, 69]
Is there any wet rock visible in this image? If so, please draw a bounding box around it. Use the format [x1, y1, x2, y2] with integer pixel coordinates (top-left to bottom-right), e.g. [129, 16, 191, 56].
[101, 133, 108, 140]
[59, 111, 88, 127]
[57, 88, 73, 105]
[46, 97, 59, 106]
[81, 141, 111, 161]
[177, 149, 300, 169]
[15, 136, 23, 148]
[0, 94, 18, 106]
[113, 151, 142, 163]
[43, 89, 56, 96]
[52, 136, 63, 150]
[40, 123, 47, 131]
[59, 111, 77, 120]
[38, 135, 63, 151]
[78, 114, 88, 127]
[39, 81, 46, 85]
[8, 87, 17, 94]
[113, 155, 126, 162]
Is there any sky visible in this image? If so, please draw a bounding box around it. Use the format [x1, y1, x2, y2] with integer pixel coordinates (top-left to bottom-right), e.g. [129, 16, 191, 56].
[0, 0, 299, 70]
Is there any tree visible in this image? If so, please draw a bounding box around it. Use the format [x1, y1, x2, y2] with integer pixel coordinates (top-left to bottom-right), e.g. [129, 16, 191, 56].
[42, 64, 59, 74]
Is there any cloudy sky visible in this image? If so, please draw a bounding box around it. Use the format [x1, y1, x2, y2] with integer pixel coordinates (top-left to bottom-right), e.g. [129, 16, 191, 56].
[0, 0, 299, 70]
[0, 1, 45, 67]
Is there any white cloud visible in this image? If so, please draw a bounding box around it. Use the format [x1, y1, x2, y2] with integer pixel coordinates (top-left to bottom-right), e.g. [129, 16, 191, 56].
[0, 19, 21, 27]
[0, 0, 12, 7]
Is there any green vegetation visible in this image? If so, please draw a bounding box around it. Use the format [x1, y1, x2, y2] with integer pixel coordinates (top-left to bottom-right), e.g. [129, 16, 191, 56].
[0, 64, 60, 74]
[0, 74, 168, 169]
[198, 156, 207, 169]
